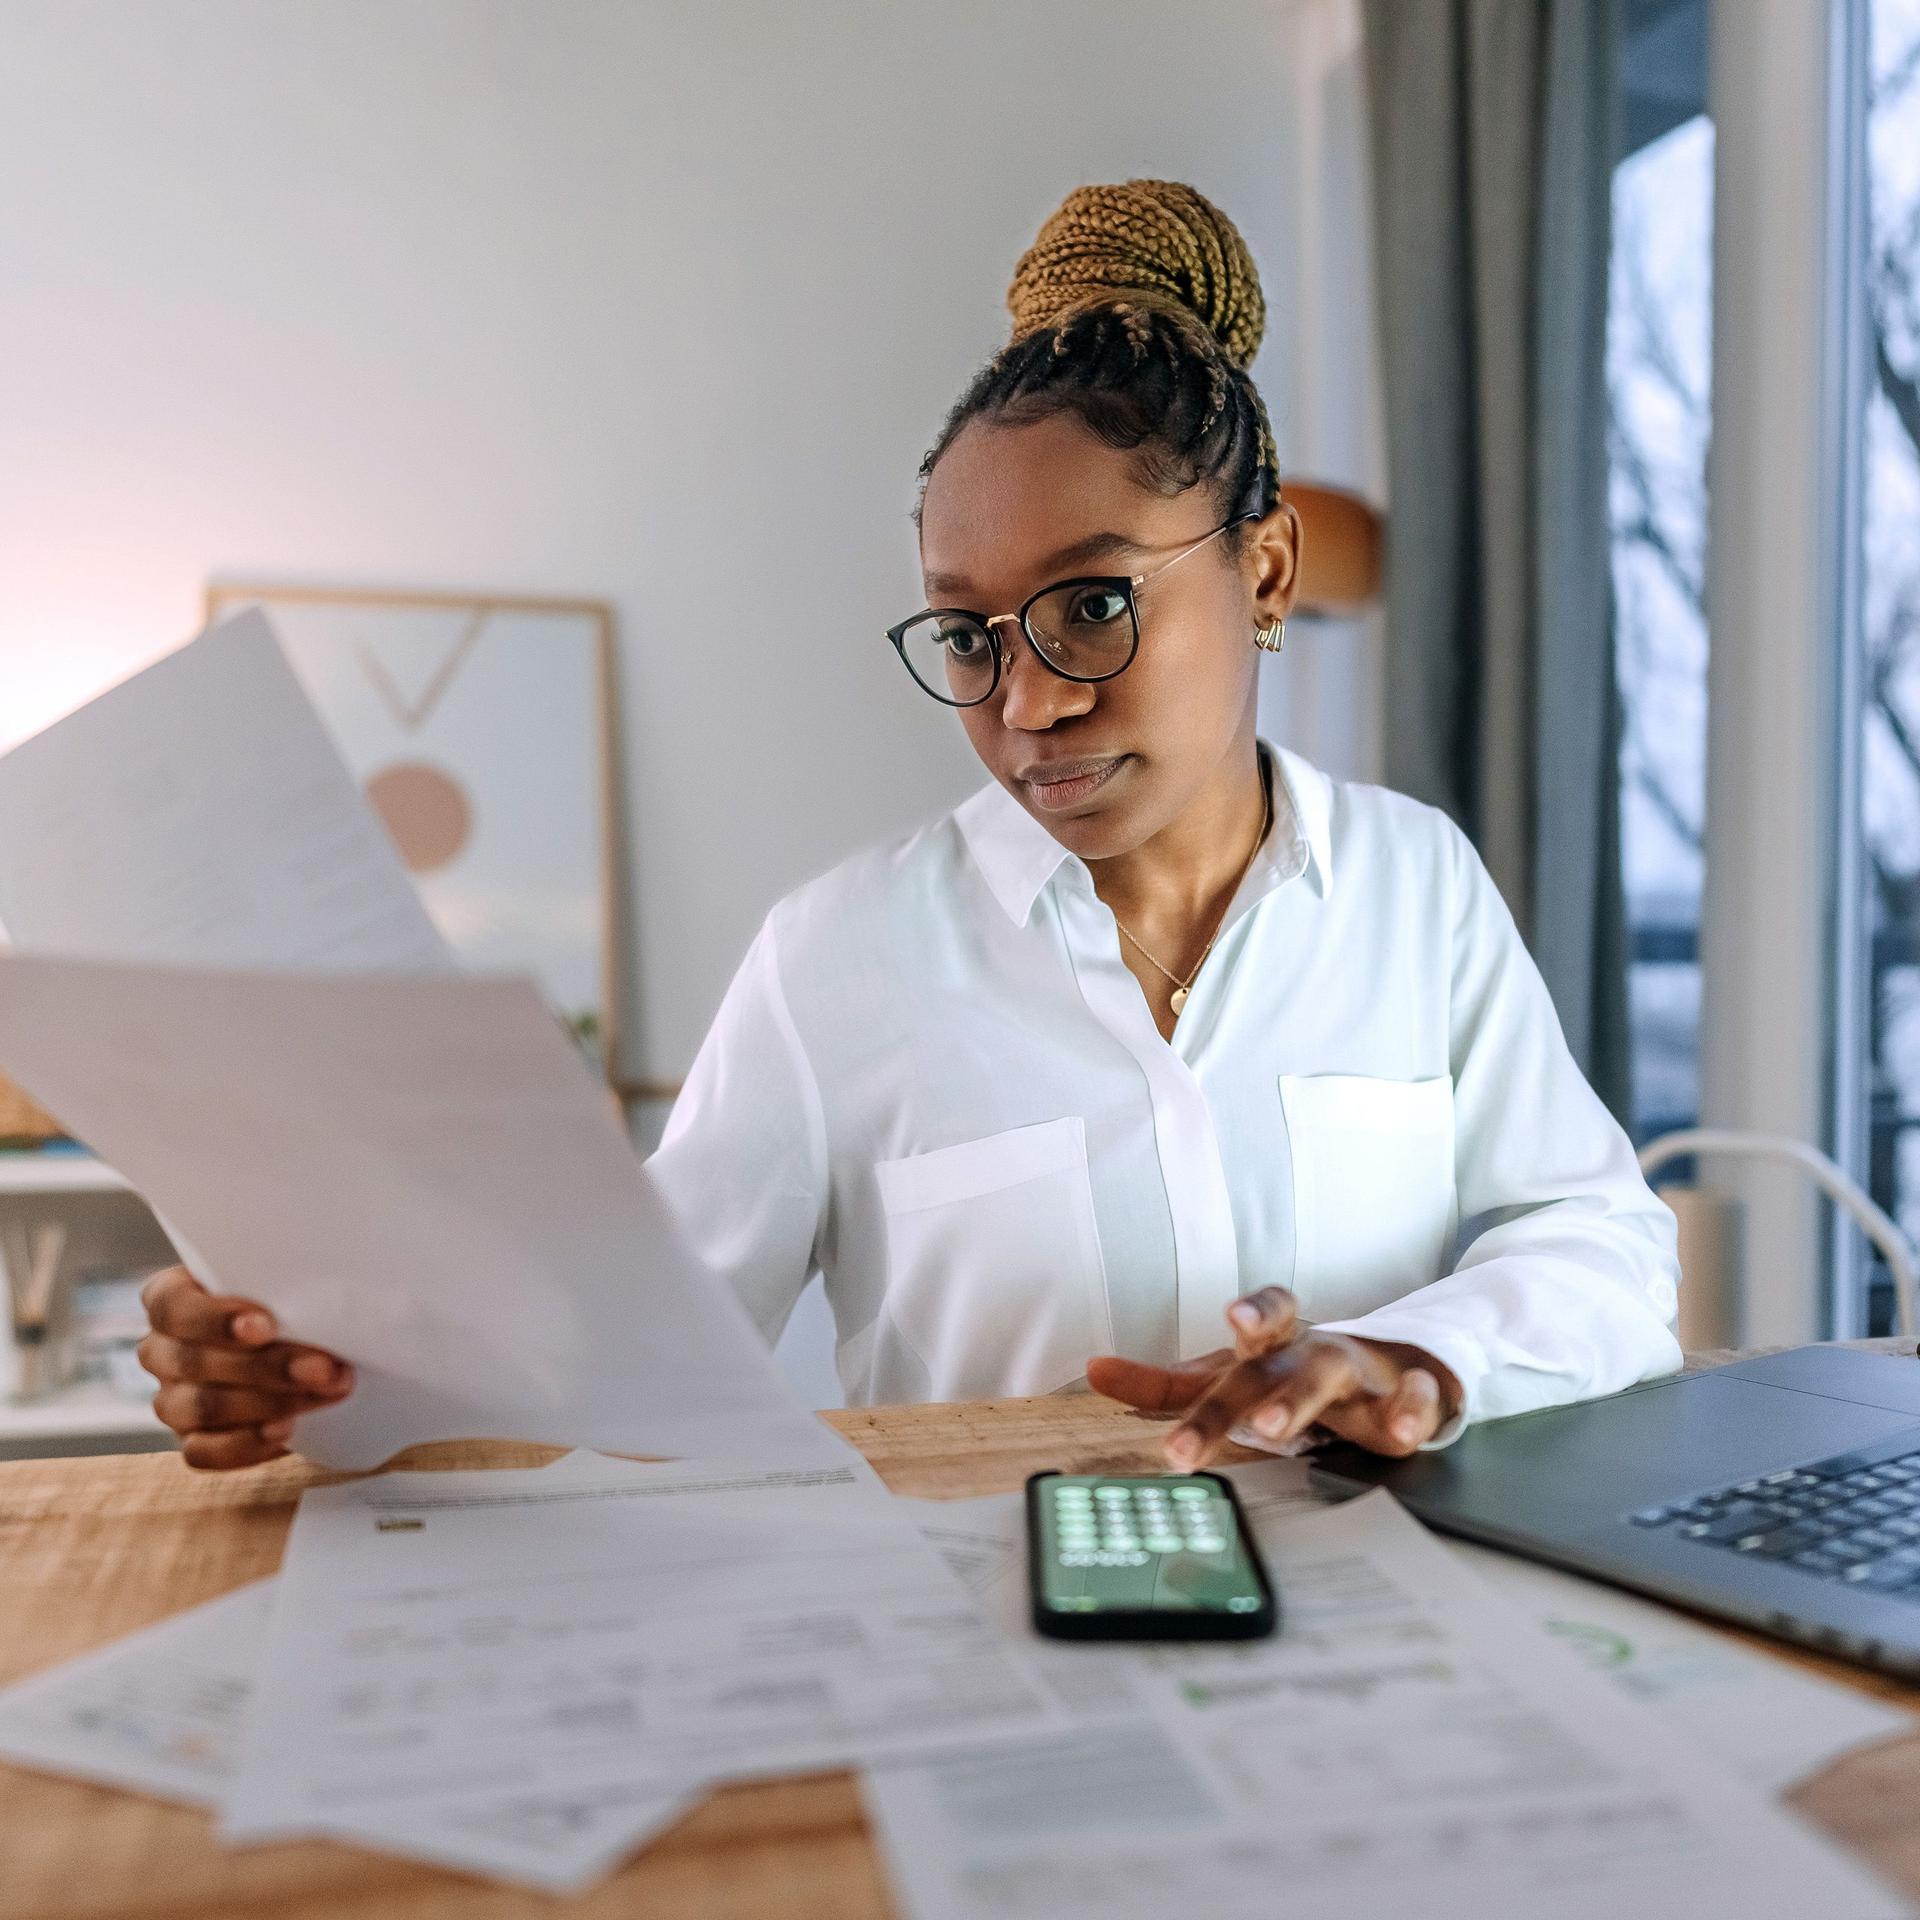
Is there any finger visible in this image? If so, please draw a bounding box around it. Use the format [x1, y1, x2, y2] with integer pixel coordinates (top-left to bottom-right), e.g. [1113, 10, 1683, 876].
[136, 1332, 354, 1395]
[1184, 1338, 1367, 1462]
[1242, 1333, 1393, 1444]
[180, 1425, 293, 1471]
[1384, 1366, 1442, 1451]
[1085, 1350, 1235, 1414]
[153, 1382, 341, 1435]
[141, 1267, 278, 1348]
[1167, 1340, 1358, 1469]
[1321, 1366, 1443, 1458]
[1224, 1286, 1300, 1359]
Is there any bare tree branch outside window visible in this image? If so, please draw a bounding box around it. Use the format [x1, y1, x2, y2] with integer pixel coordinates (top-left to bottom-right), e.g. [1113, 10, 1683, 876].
[1607, 0, 1920, 1327]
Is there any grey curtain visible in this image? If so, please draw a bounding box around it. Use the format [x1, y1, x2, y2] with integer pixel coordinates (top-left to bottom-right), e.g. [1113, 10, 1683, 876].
[1363, 0, 1630, 1121]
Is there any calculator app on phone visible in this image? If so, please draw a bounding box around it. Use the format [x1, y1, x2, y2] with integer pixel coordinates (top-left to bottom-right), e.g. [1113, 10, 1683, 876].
[1026, 1471, 1276, 1640]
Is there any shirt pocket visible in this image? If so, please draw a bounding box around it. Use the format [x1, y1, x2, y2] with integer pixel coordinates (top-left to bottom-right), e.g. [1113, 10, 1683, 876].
[1277, 1073, 1458, 1321]
[873, 1115, 1112, 1401]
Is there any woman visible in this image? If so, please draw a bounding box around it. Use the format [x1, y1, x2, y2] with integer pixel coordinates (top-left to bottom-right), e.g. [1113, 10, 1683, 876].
[136, 179, 1682, 1473]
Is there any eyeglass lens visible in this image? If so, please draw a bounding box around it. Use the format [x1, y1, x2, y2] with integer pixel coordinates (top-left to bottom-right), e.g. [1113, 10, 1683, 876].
[897, 581, 1137, 705]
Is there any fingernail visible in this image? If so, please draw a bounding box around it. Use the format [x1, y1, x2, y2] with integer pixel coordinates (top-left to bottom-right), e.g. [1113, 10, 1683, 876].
[289, 1354, 335, 1388]
[1228, 1302, 1259, 1332]
[1165, 1431, 1199, 1469]
[231, 1311, 274, 1345]
[262, 1417, 295, 1442]
[1394, 1416, 1419, 1445]
[1252, 1405, 1290, 1439]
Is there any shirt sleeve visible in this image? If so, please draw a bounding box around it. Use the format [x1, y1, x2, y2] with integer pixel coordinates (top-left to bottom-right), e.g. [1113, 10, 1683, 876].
[641, 908, 828, 1347]
[1312, 813, 1684, 1447]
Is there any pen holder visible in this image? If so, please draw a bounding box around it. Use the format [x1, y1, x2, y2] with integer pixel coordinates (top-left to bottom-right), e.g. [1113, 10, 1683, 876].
[8, 1312, 65, 1401]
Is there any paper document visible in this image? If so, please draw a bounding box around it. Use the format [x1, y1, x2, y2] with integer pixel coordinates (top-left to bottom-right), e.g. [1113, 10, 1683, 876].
[1450, 1536, 1915, 1793]
[0, 951, 843, 1469]
[0, 1563, 697, 1893]
[0, 1581, 270, 1807]
[862, 1720, 1257, 1912]
[876, 1482, 1908, 1920]
[916, 1460, 1911, 1793]
[222, 1455, 1054, 1842]
[0, 611, 449, 971]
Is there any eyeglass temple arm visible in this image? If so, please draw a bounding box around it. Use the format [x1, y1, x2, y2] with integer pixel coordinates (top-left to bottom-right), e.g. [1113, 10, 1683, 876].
[1128, 516, 1251, 590]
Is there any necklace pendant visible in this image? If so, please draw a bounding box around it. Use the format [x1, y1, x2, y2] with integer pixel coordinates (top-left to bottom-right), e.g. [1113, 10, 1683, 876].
[1169, 985, 1189, 1015]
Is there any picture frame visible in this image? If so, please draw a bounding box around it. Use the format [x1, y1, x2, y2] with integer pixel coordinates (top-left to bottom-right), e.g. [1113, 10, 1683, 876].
[201, 581, 667, 1107]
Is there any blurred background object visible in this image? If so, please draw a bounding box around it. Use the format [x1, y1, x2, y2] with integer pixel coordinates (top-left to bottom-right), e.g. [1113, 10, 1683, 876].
[0, 1073, 61, 1149]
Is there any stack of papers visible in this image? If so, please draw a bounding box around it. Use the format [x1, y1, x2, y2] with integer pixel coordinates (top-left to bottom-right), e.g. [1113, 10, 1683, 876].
[868, 1473, 1916, 1920]
[0, 949, 847, 1471]
[0, 1458, 1909, 1906]
[0, 614, 845, 1471]
[0, 1448, 1063, 1892]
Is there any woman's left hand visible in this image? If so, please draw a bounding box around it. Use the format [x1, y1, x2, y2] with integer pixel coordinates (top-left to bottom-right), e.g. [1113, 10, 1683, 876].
[1084, 1285, 1462, 1465]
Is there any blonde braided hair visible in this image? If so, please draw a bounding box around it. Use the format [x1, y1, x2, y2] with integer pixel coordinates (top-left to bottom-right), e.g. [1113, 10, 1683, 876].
[915, 179, 1283, 534]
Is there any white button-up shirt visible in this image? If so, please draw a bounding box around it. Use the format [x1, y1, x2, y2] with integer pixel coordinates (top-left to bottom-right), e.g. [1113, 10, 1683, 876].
[646, 735, 1683, 1445]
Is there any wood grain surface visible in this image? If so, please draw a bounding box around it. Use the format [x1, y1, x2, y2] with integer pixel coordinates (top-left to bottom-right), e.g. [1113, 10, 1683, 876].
[3, 1373, 1919, 1918]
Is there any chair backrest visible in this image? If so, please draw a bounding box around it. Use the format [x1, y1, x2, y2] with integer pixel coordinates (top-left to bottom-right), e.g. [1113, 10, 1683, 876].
[1288, 483, 1383, 618]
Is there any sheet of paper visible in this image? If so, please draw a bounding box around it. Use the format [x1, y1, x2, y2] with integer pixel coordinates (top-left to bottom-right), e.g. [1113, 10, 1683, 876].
[0, 1581, 271, 1806]
[915, 1459, 1912, 1791]
[881, 1484, 1907, 1920]
[293, 1451, 730, 1898]
[0, 1574, 699, 1893]
[337, 1779, 701, 1894]
[0, 952, 846, 1470]
[1449, 1536, 1916, 1793]
[221, 1455, 1055, 1843]
[0, 1457, 711, 1894]
[862, 1719, 1259, 1913]
[0, 611, 450, 971]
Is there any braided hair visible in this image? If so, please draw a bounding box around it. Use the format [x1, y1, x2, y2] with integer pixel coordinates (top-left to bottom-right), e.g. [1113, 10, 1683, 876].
[914, 179, 1283, 546]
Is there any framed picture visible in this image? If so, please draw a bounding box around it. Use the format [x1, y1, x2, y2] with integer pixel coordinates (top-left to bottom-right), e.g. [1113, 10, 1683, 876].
[201, 582, 655, 1102]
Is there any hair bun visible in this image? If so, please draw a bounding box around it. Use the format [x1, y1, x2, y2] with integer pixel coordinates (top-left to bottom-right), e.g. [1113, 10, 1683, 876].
[1005, 179, 1266, 372]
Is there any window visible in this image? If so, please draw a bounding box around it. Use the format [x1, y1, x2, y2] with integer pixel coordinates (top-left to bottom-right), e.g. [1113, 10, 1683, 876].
[1610, 0, 1712, 1146]
[1854, 0, 1920, 1331]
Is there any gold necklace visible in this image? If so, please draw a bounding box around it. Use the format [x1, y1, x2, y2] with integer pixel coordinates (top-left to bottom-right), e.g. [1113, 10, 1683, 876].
[1110, 771, 1272, 1018]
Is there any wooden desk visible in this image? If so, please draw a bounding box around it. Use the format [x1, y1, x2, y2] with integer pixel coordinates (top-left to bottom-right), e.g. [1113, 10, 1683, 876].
[5, 1383, 1920, 1918]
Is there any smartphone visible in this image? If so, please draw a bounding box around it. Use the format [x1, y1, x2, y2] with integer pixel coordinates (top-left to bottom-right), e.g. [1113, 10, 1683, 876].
[1026, 1470, 1277, 1640]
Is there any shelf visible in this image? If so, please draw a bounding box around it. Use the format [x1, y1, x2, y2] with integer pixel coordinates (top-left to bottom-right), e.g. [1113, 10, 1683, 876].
[0, 1152, 132, 1196]
[0, 1381, 169, 1459]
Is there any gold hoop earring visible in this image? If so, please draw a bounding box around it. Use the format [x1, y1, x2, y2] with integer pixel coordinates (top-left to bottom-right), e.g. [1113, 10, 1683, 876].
[1253, 619, 1286, 653]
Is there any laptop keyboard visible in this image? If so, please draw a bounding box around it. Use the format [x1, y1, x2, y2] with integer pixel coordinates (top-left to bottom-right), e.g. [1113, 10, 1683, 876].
[1630, 1434, 1920, 1596]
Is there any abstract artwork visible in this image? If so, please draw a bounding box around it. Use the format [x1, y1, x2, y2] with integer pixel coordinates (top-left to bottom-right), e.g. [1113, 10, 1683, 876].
[202, 583, 627, 1092]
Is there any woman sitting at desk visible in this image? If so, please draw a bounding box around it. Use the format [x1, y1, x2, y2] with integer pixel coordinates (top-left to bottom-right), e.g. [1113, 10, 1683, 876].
[135, 179, 1683, 1473]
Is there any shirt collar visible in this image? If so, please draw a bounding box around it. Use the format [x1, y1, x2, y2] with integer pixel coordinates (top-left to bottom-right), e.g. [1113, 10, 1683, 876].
[955, 734, 1334, 928]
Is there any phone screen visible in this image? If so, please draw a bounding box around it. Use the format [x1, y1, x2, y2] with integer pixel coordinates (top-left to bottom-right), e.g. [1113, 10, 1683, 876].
[1028, 1472, 1274, 1636]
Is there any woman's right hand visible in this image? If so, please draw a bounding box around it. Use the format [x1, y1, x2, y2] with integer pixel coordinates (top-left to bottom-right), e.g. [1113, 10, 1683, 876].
[137, 1265, 356, 1469]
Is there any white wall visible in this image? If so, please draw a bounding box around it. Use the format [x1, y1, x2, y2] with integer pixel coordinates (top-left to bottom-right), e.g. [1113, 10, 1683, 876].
[0, 0, 1378, 1084]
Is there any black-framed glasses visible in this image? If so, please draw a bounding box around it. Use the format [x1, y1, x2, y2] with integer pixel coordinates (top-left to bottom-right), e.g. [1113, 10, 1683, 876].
[887, 514, 1255, 708]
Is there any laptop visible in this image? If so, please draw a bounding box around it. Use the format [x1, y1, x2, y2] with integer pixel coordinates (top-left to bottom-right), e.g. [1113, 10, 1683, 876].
[1307, 1345, 1920, 1674]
